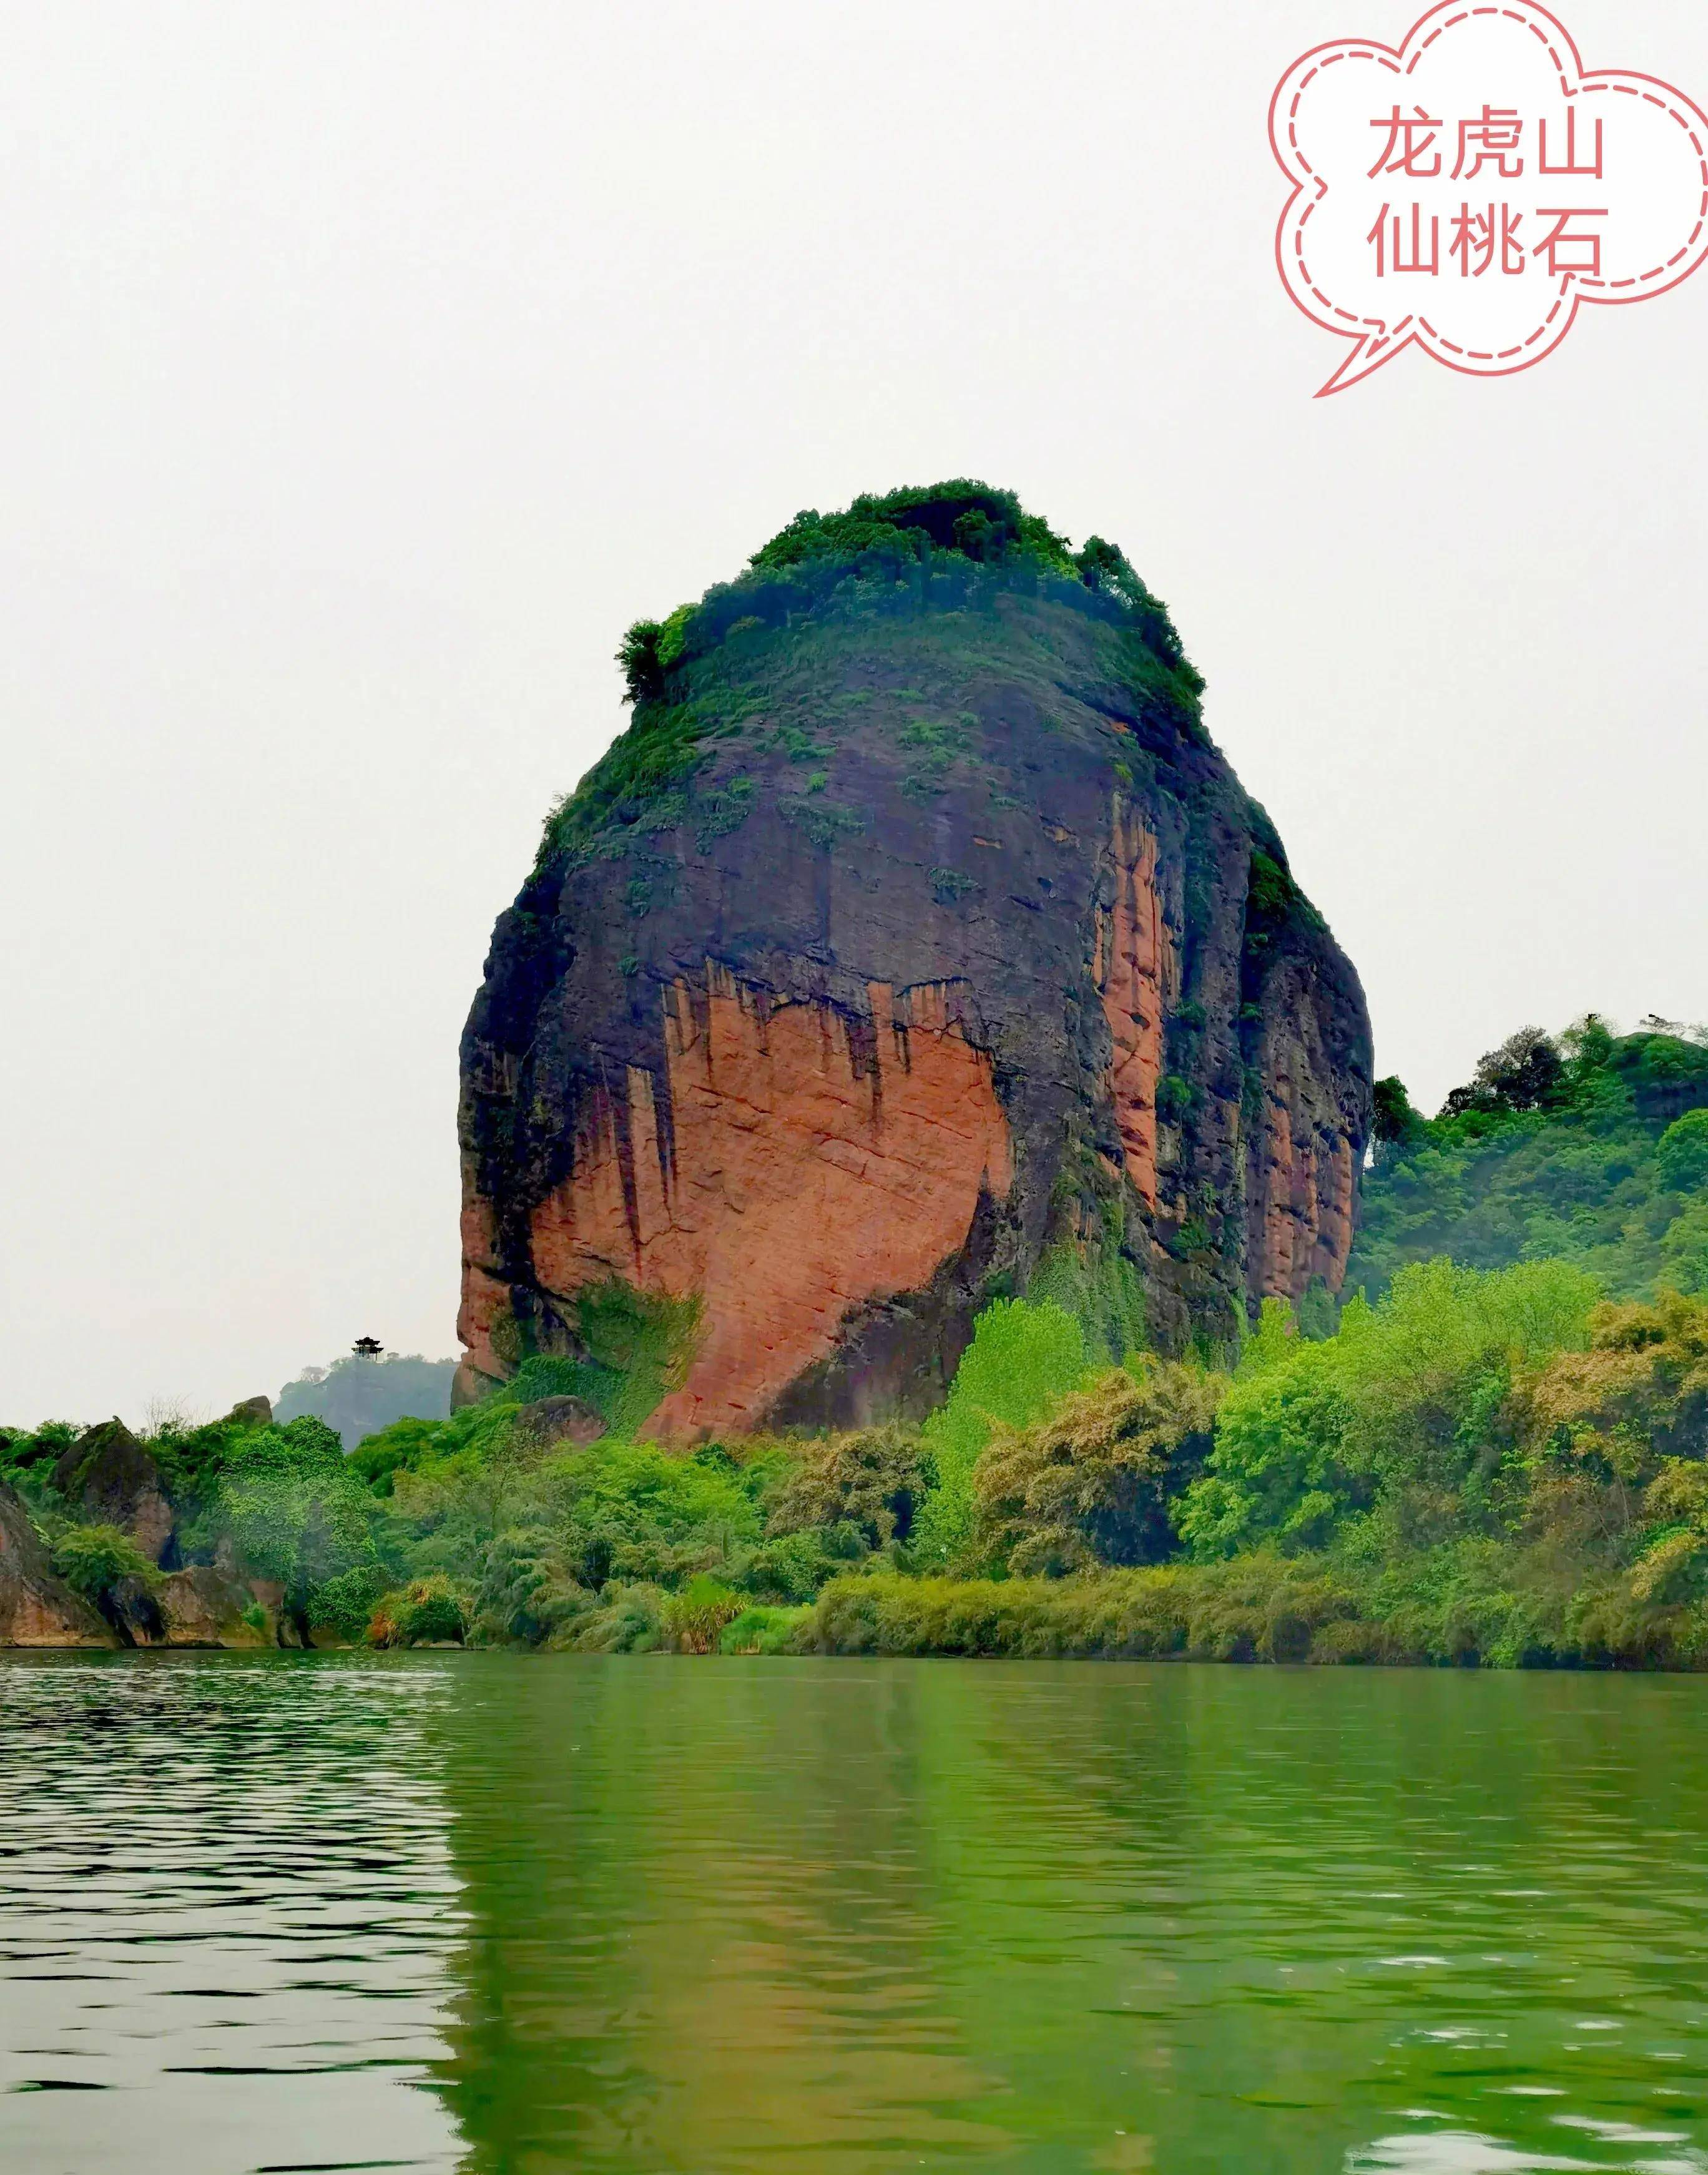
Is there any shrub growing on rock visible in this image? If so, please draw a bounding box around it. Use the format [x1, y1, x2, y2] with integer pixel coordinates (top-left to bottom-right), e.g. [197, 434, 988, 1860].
[51, 1523, 161, 1607]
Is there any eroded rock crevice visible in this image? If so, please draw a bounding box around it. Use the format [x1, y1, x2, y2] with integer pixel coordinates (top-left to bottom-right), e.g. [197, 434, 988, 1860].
[1095, 810, 1178, 1210]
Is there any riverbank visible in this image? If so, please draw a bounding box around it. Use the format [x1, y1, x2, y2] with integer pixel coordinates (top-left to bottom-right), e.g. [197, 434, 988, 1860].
[787, 1558, 1708, 1669]
[9, 1264, 1708, 1667]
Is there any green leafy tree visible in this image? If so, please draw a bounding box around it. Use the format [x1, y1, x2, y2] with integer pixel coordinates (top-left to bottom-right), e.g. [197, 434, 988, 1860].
[974, 1361, 1225, 1576]
[1441, 1027, 1566, 1117]
[209, 1417, 379, 1624]
[1353, 1021, 1708, 1304]
[1660, 1203, 1708, 1295]
[0, 1421, 79, 1493]
[765, 1424, 929, 1549]
[1516, 1288, 1708, 1481]
[1658, 1109, 1708, 1193]
[1371, 1074, 1426, 1150]
[1180, 1262, 1599, 1559]
[1176, 1310, 1360, 1559]
[742, 1526, 858, 1603]
[910, 1299, 1089, 1568]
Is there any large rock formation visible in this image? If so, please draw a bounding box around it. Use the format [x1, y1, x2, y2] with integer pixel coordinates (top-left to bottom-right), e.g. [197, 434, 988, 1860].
[458, 486, 1372, 1438]
[149, 1565, 269, 1647]
[52, 1419, 176, 1564]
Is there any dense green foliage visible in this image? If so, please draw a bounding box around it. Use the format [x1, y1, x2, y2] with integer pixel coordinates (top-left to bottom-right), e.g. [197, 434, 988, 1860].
[1178, 1261, 1598, 1561]
[977, 1363, 1224, 1575]
[1353, 1018, 1708, 1301]
[909, 1297, 1091, 1567]
[14, 1008, 1708, 1666]
[197, 1416, 380, 1615]
[11, 1264, 1708, 1663]
[801, 1274, 1708, 1666]
[49, 1523, 160, 1608]
[0, 1420, 78, 1490]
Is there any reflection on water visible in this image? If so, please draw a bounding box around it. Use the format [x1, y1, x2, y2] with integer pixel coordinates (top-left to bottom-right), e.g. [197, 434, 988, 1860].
[6, 1657, 1708, 2173]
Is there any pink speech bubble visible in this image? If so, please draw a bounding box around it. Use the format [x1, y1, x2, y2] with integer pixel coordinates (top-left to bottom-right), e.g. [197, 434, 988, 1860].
[1270, 2, 1708, 393]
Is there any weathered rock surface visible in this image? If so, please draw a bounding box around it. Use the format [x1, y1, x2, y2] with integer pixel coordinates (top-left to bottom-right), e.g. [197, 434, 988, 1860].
[151, 1566, 268, 1647]
[0, 1483, 115, 1646]
[51, 1419, 176, 1564]
[513, 1395, 609, 1452]
[458, 489, 1373, 1437]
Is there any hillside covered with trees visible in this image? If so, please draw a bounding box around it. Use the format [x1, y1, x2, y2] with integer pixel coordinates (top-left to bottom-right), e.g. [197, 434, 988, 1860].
[1353, 1016, 1708, 1301]
[7, 1015, 1707, 1668]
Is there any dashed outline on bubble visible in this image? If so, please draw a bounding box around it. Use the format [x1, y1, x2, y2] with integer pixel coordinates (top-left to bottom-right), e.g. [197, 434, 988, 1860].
[1270, 1, 1708, 385]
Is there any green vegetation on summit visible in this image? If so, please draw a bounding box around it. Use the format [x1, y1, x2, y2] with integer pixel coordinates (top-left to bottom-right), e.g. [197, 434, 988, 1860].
[542, 481, 1204, 871]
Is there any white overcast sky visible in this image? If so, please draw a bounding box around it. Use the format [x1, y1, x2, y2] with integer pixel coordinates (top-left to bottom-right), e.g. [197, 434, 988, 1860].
[5, 1, 1706, 1423]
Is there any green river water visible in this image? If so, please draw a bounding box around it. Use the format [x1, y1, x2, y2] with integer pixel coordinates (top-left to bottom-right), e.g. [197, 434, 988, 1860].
[3, 1654, 1708, 2174]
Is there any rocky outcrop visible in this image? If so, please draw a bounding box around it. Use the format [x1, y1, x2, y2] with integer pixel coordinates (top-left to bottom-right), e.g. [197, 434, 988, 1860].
[150, 1566, 268, 1647]
[51, 1419, 175, 1564]
[0, 1483, 115, 1646]
[458, 487, 1373, 1438]
[513, 1396, 611, 1453]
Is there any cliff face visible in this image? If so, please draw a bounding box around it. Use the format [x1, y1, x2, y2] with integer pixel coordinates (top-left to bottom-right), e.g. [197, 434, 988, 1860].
[0, 1482, 115, 1646]
[458, 487, 1372, 1438]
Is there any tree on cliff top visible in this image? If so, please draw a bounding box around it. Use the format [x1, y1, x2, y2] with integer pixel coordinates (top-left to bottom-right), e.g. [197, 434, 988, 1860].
[610, 480, 1199, 709]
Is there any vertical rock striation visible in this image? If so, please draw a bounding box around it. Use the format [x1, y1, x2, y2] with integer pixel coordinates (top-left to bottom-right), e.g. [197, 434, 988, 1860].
[458, 486, 1372, 1436]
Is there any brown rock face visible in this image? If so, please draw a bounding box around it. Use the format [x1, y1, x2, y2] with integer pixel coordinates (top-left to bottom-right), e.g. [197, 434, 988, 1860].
[458, 494, 1372, 1436]
[491, 971, 1013, 1438]
[0, 1483, 115, 1646]
[51, 1420, 175, 1564]
[1252, 960, 1361, 1299]
[151, 1566, 267, 1647]
[1097, 811, 1176, 1210]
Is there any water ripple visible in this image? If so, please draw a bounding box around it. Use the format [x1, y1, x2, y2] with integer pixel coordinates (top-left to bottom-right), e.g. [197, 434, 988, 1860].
[0, 1654, 463, 2175]
[7, 1655, 1708, 2172]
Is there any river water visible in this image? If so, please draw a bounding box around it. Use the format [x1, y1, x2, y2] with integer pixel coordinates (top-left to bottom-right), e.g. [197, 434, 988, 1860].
[4, 1655, 1708, 2175]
